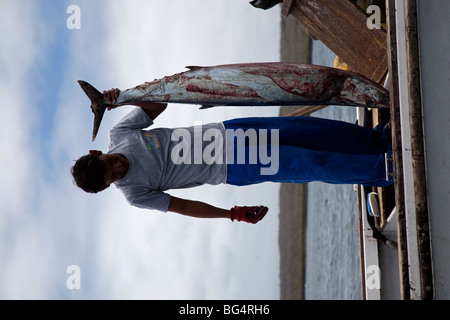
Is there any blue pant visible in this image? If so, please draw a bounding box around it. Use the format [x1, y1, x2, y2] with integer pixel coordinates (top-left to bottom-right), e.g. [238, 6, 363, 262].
[223, 116, 392, 187]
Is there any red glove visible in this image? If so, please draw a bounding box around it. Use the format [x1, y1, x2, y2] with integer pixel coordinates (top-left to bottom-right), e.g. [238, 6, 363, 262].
[230, 206, 268, 224]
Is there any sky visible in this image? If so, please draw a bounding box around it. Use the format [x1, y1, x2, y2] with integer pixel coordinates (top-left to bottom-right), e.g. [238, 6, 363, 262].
[0, 0, 281, 299]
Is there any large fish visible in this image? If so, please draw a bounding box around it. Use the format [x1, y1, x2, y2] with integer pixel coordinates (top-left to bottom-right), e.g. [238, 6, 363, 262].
[78, 62, 389, 141]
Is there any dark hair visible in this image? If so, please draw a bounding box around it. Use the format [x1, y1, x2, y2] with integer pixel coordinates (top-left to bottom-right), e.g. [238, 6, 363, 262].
[71, 154, 107, 193]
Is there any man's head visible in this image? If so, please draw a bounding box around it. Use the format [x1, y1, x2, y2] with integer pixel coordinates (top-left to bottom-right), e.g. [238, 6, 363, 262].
[71, 150, 128, 193]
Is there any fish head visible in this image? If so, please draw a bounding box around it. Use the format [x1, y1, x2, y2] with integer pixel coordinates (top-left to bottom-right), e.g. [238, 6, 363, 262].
[340, 76, 390, 108]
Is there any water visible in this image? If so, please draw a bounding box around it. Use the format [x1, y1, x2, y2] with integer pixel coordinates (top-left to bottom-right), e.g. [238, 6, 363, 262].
[304, 41, 362, 299]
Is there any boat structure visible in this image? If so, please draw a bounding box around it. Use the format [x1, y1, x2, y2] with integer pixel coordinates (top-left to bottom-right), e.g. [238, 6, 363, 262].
[273, 0, 450, 299]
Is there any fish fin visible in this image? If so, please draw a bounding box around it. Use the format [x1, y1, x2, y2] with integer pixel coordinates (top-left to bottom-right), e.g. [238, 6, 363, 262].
[185, 66, 204, 71]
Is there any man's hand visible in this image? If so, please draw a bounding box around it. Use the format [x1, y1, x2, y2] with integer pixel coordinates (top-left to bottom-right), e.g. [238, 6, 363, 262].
[230, 206, 268, 224]
[103, 88, 120, 110]
[102, 87, 166, 120]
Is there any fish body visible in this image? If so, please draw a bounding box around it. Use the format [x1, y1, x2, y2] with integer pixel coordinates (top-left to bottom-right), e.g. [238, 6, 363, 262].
[79, 63, 390, 140]
[116, 63, 389, 108]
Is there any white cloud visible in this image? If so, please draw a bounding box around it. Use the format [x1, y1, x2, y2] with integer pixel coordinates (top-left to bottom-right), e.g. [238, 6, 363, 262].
[0, 1, 40, 213]
[0, 1, 56, 298]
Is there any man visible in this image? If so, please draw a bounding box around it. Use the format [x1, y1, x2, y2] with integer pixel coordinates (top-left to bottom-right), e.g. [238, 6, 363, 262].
[72, 88, 392, 224]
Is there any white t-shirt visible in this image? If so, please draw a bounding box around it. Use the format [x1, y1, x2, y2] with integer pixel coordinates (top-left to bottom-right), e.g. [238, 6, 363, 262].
[108, 107, 227, 212]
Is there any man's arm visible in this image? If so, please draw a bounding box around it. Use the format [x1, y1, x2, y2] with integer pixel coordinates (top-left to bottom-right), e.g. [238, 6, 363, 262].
[103, 88, 167, 120]
[132, 101, 167, 121]
[168, 196, 230, 219]
[168, 196, 268, 224]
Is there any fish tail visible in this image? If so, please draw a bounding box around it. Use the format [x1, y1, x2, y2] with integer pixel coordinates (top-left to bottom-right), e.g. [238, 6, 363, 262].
[78, 80, 106, 142]
[78, 80, 103, 106]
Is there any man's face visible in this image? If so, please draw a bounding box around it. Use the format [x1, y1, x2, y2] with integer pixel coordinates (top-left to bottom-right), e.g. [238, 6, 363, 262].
[89, 150, 128, 189]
